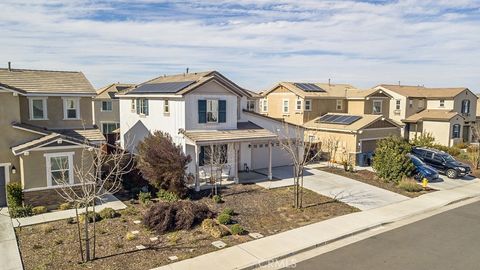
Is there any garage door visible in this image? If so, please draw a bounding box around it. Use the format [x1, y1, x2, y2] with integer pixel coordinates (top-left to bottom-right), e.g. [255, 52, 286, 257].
[250, 143, 293, 170]
[361, 140, 378, 153]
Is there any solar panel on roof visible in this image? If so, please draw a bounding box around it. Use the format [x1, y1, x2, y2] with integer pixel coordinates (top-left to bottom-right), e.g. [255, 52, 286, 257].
[294, 83, 325, 92]
[128, 81, 195, 94]
[317, 114, 362, 125]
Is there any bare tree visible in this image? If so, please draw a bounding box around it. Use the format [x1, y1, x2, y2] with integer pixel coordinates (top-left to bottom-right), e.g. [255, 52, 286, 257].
[324, 135, 340, 168]
[54, 141, 134, 262]
[276, 123, 321, 209]
[202, 144, 229, 196]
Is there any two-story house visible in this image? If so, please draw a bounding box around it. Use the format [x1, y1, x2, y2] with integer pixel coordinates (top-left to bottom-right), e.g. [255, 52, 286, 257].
[376, 84, 478, 146]
[260, 82, 400, 165]
[93, 83, 134, 145]
[0, 67, 104, 208]
[117, 71, 300, 190]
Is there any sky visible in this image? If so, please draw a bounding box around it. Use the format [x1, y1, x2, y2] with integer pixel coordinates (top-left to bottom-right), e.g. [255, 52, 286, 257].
[1, 0, 480, 92]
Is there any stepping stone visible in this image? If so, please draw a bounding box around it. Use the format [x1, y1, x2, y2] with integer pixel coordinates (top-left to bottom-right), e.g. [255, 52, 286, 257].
[149, 237, 158, 242]
[168, 256, 178, 261]
[133, 220, 141, 224]
[131, 230, 139, 234]
[249, 232, 264, 239]
[211, 240, 227, 249]
[136, 245, 146, 250]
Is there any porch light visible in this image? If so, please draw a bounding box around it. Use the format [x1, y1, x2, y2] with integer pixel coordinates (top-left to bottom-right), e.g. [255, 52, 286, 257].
[248, 144, 251, 148]
[11, 166, 16, 174]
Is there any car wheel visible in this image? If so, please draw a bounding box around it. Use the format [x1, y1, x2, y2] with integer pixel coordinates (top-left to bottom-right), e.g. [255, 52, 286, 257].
[446, 169, 458, 179]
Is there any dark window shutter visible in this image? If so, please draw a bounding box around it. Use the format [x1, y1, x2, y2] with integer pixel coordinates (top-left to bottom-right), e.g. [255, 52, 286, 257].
[198, 100, 207, 123]
[218, 100, 226, 123]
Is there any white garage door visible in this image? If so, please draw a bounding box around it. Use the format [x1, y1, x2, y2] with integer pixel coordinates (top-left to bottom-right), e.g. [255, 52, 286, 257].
[250, 143, 293, 170]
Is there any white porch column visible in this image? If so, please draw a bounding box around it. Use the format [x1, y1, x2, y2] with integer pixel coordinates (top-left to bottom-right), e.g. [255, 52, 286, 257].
[268, 141, 272, 180]
[194, 144, 200, 192]
[234, 143, 239, 183]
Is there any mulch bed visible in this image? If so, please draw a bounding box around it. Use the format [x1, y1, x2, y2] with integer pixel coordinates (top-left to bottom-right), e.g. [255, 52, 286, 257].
[317, 167, 434, 198]
[16, 184, 357, 270]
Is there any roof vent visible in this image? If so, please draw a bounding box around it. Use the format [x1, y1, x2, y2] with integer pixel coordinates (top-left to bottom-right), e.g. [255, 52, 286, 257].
[8, 61, 11, 71]
[186, 67, 189, 74]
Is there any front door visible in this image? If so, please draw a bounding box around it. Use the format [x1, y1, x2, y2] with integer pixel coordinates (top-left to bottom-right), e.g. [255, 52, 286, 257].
[0, 167, 6, 207]
[463, 126, 470, 142]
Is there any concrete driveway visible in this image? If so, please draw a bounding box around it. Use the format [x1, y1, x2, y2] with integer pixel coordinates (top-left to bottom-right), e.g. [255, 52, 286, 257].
[427, 174, 480, 191]
[0, 208, 23, 270]
[255, 166, 409, 211]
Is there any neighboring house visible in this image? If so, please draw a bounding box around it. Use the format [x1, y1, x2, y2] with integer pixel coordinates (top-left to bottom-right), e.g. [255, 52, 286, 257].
[259, 82, 397, 164]
[93, 83, 134, 145]
[0, 67, 104, 208]
[375, 84, 478, 146]
[117, 71, 301, 190]
[304, 113, 401, 165]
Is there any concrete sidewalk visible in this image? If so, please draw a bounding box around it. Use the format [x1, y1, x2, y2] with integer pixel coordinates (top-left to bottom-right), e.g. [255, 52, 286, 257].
[0, 209, 23, 270]
[256, 166, 409, 210]
[152, 181, 480, 270]
[12, 194, 127, 227]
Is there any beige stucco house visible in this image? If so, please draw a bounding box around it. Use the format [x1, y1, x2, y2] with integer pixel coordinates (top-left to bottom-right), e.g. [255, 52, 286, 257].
[93, 83, 134, 145]
[0, 67, 104, 208]
[375, 84, 477, 146]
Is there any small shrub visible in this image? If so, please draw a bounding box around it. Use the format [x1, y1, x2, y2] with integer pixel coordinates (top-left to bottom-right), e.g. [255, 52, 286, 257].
[10, 205, 33, 218]
[6, 182, 23, 207]
[432, 144, 461, 157]
[373, 136, 414, 183]
[201, 218, 216, 232]
[156, 189, 180, 202]
[41, 224, 54, 234]
[143, 200, 213, 234]
[58, 202, 72, 211]
[78, 211, 102, 223]
[99, 208, 118, 219]
[217, 213, 231, 225]
[210, 225, 229, 238]
[120, 205, 138, 216]
[167, 232, 180, 245]
[398, 178, 423, 192]
[32, 206, 48, 215]
[138, 191, 152, 205]
[221, 208, 234, 216]
[231, 224, 245, 235]
[125, 231, 137, 241]
[212, 195, 222, 204]
[32, 244, 43, 250]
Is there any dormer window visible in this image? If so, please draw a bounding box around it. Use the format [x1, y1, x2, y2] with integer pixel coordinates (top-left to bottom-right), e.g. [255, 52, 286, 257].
[63, 98, 80, 119]
[29, 97, 48, 120]
[440, 100, 445, 107]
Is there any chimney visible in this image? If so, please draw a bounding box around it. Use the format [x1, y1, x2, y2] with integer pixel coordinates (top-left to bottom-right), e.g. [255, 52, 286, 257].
[8, 62, 11, 71]
[186, 67, 189, 74]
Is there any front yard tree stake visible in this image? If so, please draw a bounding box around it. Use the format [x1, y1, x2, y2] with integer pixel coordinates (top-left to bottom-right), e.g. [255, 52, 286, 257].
[136, 131, 192, 197]
[203, 144, 229, 196]
[54, 141, 134, 262]
[276, 123, 321, 209]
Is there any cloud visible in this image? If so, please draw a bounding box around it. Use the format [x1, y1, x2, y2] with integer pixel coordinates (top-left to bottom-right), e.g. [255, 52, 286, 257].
[0, 0, 479, 91]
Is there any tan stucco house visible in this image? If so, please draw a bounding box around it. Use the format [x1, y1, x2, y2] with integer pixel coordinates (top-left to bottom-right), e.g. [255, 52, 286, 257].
[375, 84, 477, 146]
[0, 67, 104, 208]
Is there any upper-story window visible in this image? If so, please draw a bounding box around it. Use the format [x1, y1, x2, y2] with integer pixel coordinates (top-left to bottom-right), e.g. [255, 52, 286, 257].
[409, 99, 413, 108]
[440, 100, 445, 108]
[395, 99, 401, 110]
[136, 98, 149, 116]
[305, 99, 312, 111]
[452, 124, 461, 138]
[418, 99, 424, 109]
[164, 100, 170, 114]
[29, 97, 48, 120]
[372, 100, 382, 114]
[296, 98, 302, 111]
[101, 101, 112, 112]
[461, 99, 470, 114]
[63, 98, 80, 120]
[336, 100, 343, 110]
[198, 99, 226, 123]
[247, 100, 255, 111]
[282, 99, 289, 114]
[261, 99, 268, 112]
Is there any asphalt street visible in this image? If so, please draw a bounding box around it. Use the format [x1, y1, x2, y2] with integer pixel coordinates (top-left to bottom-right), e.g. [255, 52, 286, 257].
[287, 200, 480, 270]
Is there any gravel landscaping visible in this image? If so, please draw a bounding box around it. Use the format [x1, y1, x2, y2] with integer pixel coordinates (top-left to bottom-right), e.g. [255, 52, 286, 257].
[16, 184, 357, 270]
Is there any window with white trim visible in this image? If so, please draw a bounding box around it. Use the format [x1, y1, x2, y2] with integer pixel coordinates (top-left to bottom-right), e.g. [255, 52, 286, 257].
[305, 99, 312, 111]
[45, 152, 74, 186]
[409, 99, 413, 108]
[261, 98, 268, 112]
[102, 122, 120, 134]
[247, 100, 255, 111]
[101, 101, 112, 112]
[207, 99, 218, 123]
[440, 100, 445, 107]
[131, 99, 136, 112]
[395, 99, 401, 110]
[164, 99, 170, 114]
[296, 98, 302, 111]
[63, 98, 80, 119]
[336, 100, 343, 110]
[29, 97, 48, 120]
[282, 99, 289, 114]
[136, 98, 149, 116]
[372, 100, 382, 114]
[452, 124, 461, 138]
